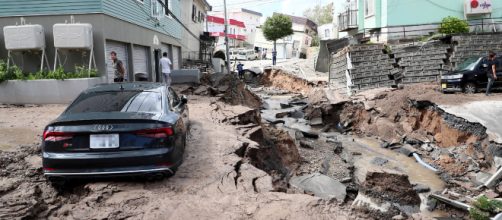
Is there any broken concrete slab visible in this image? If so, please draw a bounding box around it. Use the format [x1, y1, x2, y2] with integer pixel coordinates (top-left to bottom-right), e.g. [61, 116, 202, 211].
[289, 173, 346, 201]
[495, 156, 502, 169]
[475, 172, 492, 186]
[309, 117, 323, 126]
[280, 103, 293, 109]
[398, 144, 417, 157]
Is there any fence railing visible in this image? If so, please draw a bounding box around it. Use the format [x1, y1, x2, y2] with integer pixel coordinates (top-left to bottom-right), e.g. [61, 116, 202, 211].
[338, 10, 358, 32]
[357, 17, 502, 41]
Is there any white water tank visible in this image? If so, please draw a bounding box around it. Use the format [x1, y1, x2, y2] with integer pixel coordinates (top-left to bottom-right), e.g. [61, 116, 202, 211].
[53, 23, 93, 49]
[3, 25, 45, 50]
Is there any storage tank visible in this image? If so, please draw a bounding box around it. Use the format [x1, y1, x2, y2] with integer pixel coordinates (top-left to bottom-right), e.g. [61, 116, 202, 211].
[3, 25, 45, 50]
[53, 23, 93, 49]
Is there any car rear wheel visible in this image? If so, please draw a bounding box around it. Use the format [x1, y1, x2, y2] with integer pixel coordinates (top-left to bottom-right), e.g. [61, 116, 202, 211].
[464, 83, 477, 94]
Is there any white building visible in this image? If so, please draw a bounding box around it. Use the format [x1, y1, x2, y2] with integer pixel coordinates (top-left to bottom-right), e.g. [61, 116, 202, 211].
[209, 8, 262, 47]
[180, 0, 212, 61]
[318, 23, 336, 40]
[255, 13, 318, 59]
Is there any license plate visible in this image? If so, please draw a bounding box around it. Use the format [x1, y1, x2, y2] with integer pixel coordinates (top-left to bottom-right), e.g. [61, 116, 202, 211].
[90, 134, 119, 149]
[441, 84, 447, 89]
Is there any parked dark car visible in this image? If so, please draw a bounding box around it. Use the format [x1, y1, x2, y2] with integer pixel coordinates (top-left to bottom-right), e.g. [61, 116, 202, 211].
[441, 56, 502, 93]
[42, 83, 189, 181]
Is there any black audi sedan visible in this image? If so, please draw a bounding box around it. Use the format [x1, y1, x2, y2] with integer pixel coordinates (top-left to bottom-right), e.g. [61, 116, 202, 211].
[42, 83, 189, 181]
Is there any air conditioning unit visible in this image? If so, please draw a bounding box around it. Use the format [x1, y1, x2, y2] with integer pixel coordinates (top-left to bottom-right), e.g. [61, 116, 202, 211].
[3, 24, 45, 50]
[53, 23, 93, 49]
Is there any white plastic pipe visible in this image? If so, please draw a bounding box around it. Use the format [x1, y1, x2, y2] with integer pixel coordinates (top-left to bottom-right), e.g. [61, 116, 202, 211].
[412, 153, 439, 172]
[484, 166, 502, 188]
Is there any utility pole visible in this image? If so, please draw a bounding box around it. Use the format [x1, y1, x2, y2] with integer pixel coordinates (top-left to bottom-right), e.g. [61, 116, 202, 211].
[223, 0, 231, 75]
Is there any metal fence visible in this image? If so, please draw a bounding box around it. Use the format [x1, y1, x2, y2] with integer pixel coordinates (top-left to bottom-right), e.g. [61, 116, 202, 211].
[357, 17, 502, 42]
[338, 10, 358, 32]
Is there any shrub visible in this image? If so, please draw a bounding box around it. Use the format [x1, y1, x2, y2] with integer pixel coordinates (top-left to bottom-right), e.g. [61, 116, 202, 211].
[439, 16, 469, 35]
[469, 195, 502, 220]
[0, 60, 98, 83]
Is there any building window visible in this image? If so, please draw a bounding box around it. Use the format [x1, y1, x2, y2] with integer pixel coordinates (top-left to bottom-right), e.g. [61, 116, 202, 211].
[163, 0, 172, 17]
[364, 0, 375, 17]
[198, 11, 202, 23]
[325, 29, 330, 38]
[192, 5, 197, 22]
[152, 0, 162, 18]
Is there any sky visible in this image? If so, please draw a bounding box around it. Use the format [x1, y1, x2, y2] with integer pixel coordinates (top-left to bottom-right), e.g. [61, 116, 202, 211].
[207, 0, 341, 23]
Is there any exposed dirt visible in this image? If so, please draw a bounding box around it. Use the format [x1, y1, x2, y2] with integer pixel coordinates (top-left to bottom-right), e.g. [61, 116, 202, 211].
[1, 69, 500, 219]
[261, 69, 327, 95]
[0, 104, 65, 151]
[0, 95, 355, 219]
[361, 172, 421, 206]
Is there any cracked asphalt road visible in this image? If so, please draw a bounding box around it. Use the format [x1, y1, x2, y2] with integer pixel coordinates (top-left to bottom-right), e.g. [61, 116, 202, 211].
[0, 95, 351, 219]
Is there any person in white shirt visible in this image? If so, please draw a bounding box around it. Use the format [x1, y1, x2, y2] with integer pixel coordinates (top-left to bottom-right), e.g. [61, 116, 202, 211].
[160, 52, 173, 86]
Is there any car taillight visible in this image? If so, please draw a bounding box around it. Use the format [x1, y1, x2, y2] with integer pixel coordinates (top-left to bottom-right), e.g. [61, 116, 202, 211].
[135, 127, 174, 138]
[43, 131, 74, 142]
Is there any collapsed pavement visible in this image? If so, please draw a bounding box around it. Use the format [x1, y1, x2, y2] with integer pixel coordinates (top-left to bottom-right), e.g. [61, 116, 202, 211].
[0, 68, 501, 219]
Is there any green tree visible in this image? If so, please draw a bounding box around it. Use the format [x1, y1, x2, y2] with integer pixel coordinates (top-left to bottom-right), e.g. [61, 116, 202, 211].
[303, 3, 334, 26]
[438, 16, 469, 35]
[262, 14, 294, 62]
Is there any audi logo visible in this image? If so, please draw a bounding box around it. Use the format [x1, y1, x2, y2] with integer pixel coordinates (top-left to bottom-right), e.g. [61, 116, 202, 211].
[92, 124, 114, 131]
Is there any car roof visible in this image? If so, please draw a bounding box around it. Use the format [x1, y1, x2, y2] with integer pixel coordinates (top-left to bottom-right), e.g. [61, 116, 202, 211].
[86, 82, 165, 93]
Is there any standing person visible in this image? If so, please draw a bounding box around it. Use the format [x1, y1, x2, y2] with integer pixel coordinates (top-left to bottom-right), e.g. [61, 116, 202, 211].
[160, 52, 173, 87]
[485, 51, 498, 96]
[237, 62, 244, 79]
[272, 50, 277, 66]
[111, 51, 126, 82]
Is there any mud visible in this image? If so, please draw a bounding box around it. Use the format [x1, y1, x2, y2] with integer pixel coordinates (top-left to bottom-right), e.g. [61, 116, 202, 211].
[1, 68, 500, 219]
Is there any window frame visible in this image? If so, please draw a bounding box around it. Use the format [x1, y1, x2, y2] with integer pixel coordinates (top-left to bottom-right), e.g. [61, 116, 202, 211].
[364, 0, 375, 18]
[192, 5, 197, 22]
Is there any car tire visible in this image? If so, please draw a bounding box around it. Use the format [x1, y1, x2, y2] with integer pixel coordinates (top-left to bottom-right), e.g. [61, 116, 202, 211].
[464, 83, 477, 94]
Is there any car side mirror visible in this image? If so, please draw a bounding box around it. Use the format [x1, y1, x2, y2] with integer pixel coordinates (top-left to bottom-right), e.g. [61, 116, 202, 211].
[181, 95, 188, 105]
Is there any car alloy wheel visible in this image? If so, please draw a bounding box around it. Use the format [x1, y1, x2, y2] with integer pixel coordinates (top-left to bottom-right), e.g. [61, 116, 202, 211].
[464, 83, 477, 94]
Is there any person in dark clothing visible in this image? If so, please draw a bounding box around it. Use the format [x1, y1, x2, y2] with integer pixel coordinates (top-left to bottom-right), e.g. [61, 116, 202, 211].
[237, 62, 244, 79]
[272, 50, 277, 66]
[485, 51, 498, 96]
[111, 51, 126, 82]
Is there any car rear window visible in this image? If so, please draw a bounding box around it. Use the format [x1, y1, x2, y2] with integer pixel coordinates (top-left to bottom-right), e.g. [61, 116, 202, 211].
[65, 91, 162, 114]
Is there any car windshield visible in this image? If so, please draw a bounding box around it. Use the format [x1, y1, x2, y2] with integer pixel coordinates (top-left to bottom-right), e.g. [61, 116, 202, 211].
[239, 52, 247, 55]
[455, 57, 481, 71]
[65, 90, 162, 114]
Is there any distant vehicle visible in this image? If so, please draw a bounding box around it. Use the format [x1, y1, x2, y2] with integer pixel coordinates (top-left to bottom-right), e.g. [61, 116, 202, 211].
[229, 49, 241, 61]
[237, 49, 258, 60]
[441, 57, 502, 94]
[42, 83, 189, 182]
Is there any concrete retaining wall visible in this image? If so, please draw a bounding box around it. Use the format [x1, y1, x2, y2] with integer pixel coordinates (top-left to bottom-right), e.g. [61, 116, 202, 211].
[171, 69, 200, 84]
[0, 77, 104, 104]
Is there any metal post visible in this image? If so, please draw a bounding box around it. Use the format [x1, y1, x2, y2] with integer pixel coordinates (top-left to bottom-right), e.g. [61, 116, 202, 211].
[88, 48, 94, 77]
[53, 48, 58, 71]
[223, 0, 231, 75]
[40, 49, 45, 72]
[6, 51, 11, 70]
